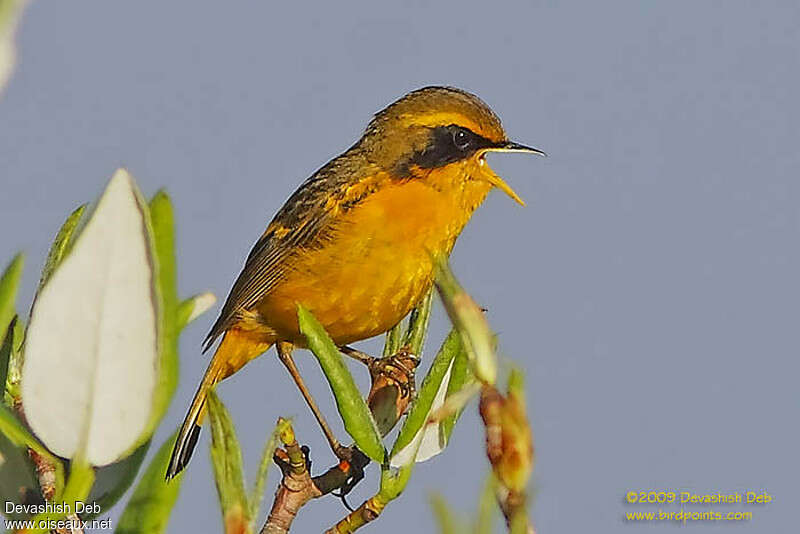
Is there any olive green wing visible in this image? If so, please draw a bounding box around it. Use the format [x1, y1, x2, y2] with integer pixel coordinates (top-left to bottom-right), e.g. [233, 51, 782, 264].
[203, 154, 378, 351]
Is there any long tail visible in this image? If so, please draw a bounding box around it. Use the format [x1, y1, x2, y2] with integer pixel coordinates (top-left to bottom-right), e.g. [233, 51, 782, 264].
[166, 329, 272, 480]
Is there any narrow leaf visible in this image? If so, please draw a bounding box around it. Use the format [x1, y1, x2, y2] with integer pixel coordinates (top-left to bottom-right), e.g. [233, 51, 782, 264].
[298, 305, 385, 463]
[377, 462, 413, 502]
[0, 431, 39, 520]
[86, 439, 151, 519]
[2, 314, 23, 399]
[507, 367, 525, 402]
[474, 475, 497, 534]
[429, 382, 481, 426]
[144, 190, 180, 440]
[22, 169, 160, 465]
[0, 316, 16, 395]
[0, 253, 23, 341]
[441, 339, 472, 444]
[206, 390, 249, 524]
[177, 292, 217, 330]
[430, 493, 463, 534]
[383, 320, 405, 357]
[116, 432, 183, 534]
[403, 289, 433, 355]
[249, 419, 289, 520]
[390, 331, 459, 467]
[36, 204, 86, 294]
[0, 403, 65, 495]
[435, 260, 497, 385]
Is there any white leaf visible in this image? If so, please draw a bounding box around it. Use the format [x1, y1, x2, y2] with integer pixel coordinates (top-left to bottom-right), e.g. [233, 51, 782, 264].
[389, 359, 454, 468]
[22, 169, 159, 466]
[183, 292, 216, 325]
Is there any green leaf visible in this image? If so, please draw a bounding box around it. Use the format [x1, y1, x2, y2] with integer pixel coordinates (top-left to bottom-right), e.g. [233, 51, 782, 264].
[249, 419, 289, 521]
[86, 439, 151, 519]
[430, 476, 496, 534]
[441, 337, 471, 445]
[0, 316, 16, 396]
[36, 204, 86, 294]
[510, 512, 529, 534]
[382, 288, 432, 358]
[0, 253, 23, 343]
[377, 462, 413, 502]
[206, 389, 249, 524]
[9, 205, 83, 401]
[176, 291, 217, 331]
[430, 493, 464, 534]
[434, 259, 497, 385]
[2, 314, 23, 400]
[383, 320, 405, 357]
[0, 403, 65, 497]
[507, 366, 525, 402]
[116, 432, 183, 534]
[390, 330, 460, 466]
[144, 190, 180, 439]
[0, 430, 39, 520]
[402, 289, 433, 355]
[474, 475, 497, 534]
[298, 305, 385, 463]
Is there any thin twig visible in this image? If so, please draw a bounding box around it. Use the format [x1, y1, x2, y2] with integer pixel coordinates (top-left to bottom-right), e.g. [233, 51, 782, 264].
[259, 420, 370, 534]
[13, 400, 83, 534]
[262, 308, 427, 534]
[324, 496, 385, 533]
[325, 463, 412, 533]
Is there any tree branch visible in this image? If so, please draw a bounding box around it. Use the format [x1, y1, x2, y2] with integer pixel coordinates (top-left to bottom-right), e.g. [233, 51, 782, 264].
[259, 420, 370, 534]
[13, 399, 84, 534]
[260, 348, 420, 533]
[324, 462, 412, 533]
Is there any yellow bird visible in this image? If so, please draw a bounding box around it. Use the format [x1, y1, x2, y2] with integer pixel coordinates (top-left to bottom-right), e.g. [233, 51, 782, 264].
[166, 86, 544, 479]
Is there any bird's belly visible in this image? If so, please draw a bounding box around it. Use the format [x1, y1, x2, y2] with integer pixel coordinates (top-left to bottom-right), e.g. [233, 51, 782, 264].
[257, 180, 471, 346]
[265, 245, 433, 346]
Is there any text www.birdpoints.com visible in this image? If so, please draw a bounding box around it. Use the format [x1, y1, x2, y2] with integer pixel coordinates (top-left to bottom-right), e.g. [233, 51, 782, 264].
[623, 490, 773, 524]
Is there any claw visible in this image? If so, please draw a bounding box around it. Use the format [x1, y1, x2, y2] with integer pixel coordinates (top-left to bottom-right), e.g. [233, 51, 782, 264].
[332, 490, 356, 512]
[365, 347, 421, 435]
[301, 445, 312, 472]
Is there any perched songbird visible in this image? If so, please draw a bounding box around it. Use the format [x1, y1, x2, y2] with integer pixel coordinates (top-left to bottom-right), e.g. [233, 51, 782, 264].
[166, 86, 544, 479]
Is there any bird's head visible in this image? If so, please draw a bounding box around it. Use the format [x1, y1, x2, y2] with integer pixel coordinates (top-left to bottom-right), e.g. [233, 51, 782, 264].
[358, 86, 544, 205]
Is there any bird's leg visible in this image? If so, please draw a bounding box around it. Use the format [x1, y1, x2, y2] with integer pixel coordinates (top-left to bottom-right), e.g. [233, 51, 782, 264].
[276, 341, 350, 461]
[340, 345, 375, 367]
[343, 344, 421, 436]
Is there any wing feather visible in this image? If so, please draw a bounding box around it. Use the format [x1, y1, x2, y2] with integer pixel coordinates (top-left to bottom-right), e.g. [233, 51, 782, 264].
[203, 151, 385, 351]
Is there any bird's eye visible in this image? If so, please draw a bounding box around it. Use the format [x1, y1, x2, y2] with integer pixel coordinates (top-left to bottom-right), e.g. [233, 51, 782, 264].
[452, 128, 471, 150]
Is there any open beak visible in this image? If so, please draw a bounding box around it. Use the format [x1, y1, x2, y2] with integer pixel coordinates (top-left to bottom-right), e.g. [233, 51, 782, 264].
[492, 141, 547, 157]
[478, 141, 546, 206]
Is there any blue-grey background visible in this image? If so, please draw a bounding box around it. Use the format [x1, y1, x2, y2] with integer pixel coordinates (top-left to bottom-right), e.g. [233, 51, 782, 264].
[2, 1, 798, 532]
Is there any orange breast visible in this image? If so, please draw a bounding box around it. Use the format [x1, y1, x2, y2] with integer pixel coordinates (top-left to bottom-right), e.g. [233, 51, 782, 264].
[258, 165, 492, 346]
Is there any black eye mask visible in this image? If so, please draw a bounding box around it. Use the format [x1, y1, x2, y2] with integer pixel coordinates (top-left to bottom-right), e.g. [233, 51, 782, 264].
[411, 124, 496, 169]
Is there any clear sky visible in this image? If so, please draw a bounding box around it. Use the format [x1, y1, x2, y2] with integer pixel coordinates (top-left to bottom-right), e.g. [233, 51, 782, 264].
[1, 1, 798, 532]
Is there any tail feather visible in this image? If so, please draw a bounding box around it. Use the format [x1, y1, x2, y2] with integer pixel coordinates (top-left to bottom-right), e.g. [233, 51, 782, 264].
[165, 358, 221, 480]
[165, 329, 273, 481]
[166, 422, 202, 480]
